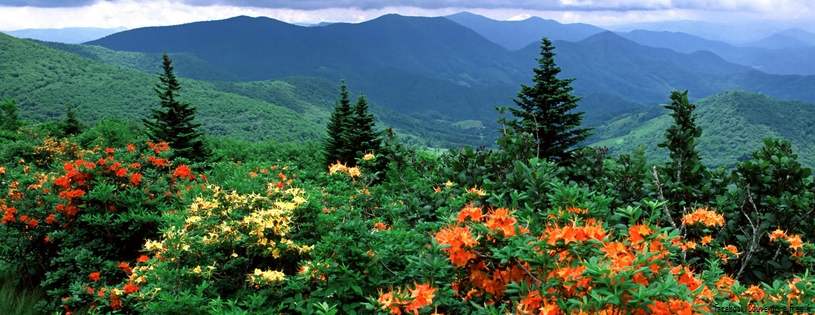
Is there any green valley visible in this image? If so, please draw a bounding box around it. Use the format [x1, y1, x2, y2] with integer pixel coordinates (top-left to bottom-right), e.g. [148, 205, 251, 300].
[590, 90, 815, 168]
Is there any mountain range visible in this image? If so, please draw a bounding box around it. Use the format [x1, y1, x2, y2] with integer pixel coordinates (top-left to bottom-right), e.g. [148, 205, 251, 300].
[0, 32, 484, 148]
[4, 12, 815, 165]
[80, 14, 815, 124]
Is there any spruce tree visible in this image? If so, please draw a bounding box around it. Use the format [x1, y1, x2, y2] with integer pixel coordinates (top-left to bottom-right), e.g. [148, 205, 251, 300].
[324, 81, 354, 167]
[143, 53, 207, 162]
[508, 37, 592, 163]
[60, 104, 85, 137]
[347, 93, 381, 166]
[0, 99, 23, 132]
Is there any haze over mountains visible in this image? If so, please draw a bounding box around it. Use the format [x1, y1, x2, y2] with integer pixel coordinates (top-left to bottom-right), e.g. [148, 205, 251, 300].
[1, 27, 127, 44]
[4, 12, 815, 165]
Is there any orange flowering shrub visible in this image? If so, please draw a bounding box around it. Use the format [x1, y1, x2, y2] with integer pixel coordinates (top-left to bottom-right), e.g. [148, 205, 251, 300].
[367, 182, 815, 314]
[0, 141, 202, 313]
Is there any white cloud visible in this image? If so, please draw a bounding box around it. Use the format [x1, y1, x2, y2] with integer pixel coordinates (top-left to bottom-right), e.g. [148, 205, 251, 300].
[0, 0, 814, 30]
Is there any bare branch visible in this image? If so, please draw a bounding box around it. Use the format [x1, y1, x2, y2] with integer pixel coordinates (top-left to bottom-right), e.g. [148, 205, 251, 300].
[652, 166, 677, 228]
[513, 257, 542, 284]
[736, 189, 761, 280]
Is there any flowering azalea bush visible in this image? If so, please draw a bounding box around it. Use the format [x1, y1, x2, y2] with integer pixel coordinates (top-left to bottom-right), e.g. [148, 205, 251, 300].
[0, 141, 198, 312]
[2, 124, 815, 315]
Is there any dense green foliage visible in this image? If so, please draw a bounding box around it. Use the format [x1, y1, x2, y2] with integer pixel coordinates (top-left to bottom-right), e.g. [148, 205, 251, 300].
[591, 90, 815, 168]
[143, 53, 208, 163]
[506, 37, 592, 162]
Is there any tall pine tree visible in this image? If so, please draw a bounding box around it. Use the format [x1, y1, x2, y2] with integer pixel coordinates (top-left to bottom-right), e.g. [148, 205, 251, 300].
[347, 93, 381, 164]
[508, 37, 592, 163]
[324, 83, 382, 167]
[60, 104, 85, 137]
[143, 53, 208, 162]
[324, 81, 354, 167]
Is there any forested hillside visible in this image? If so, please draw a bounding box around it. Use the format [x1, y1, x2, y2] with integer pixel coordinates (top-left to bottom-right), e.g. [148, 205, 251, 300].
[0, 33, 486, 148]
[590, 90, 815, 168]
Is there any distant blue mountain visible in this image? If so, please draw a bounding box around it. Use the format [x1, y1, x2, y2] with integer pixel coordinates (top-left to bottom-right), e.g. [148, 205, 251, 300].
[79, 14, 815, 127]
[619, 29, 815, 75]
[2, 27, 127, 44]
[445, 11, 605, 50]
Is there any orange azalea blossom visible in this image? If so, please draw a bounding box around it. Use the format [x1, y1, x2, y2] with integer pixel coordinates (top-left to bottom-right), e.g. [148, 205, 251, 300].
[723, 245, 740, 257]
[374, 222, 389, 231]
[700, 235, 713, 245]
[566, 207, 588, 214]
[785, 234, 804, 251]
[89, 272, 101, 282]
[516, 290, 543, 314]
[404, 283, 437, 314]
[742, 284, 766, 301]
[628, 224, 652, 243]
[127, 143, 136, 152]
[118, 262, 133, 274]
[377, 290, 402, 314]
[676, 266, 702, 291]
[543, 220, 607, 246]
[147, 156, 169, 167]
[769, 228, 787, 242]
[434, 225, 478, 267]
[109, 295, 122, 310]
[484, 207, 524, 237]
[123, 283, 140, 294]
[137, 255, 150, 263]
[457, 202, 482, 223]
[681, 206, 725, 227]
[130, 173, 143, 186]
[173, 165, 193, 180]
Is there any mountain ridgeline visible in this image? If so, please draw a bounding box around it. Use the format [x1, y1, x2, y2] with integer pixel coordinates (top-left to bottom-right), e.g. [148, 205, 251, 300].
[4, 13, 815, 166]
[83, 14, 815, 120]
[0, 32, 484, 148]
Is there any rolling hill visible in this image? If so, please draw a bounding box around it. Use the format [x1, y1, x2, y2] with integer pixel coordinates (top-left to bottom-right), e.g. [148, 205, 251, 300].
[589, 90, 815, 168]
[0, 33, 490, 148]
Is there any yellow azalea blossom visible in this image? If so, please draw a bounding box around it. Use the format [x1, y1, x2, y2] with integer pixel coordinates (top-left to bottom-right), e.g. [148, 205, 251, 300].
[467, 186, 486, 197]
[191, 266, 203, 274]
[347, 167, 362, 177]
[445, 180, 454, 187]
[363, 152, 375, 161]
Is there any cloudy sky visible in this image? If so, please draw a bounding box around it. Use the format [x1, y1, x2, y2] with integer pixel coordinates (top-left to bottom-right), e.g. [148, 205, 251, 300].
[0, 0, 813, 31]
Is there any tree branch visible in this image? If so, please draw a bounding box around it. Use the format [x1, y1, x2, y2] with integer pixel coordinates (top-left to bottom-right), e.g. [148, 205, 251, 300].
[652, 166, 677, 228]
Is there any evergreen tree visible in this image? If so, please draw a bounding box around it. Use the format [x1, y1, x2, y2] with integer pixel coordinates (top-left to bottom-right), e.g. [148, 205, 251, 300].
[143, 53, 208, 162]
[60, 104, 85, 137]
[0, 99, 23, 132]
[347, 93, 382, 166]
[508, 37, 592, 163]
[324, 81, 354, 167]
